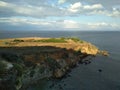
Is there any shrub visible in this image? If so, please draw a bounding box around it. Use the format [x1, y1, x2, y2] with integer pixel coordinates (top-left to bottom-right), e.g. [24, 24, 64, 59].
[66, 37, 84, 43]
[34, 38, 67, 43]
[0, 61, 7, 74]
[60, 37, 66, 40]
[4, 42, 10, 45]
[13, 63, 24, 76]
[74, 51, 81, 56]
[39, 66, 45, 73]
[70, 37, 80, 42]
[13, 39, 24, 42]
[1, 53, 21, 63]
[24, 61, 36, 67]
[30, 70, 35, 77]
[45, 57, 60, 71]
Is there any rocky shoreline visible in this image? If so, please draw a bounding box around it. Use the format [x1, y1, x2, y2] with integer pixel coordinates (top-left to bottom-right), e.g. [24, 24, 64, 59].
[0, 37, 108, 90]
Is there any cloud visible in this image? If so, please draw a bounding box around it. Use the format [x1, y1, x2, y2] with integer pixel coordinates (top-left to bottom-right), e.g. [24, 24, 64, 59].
[0, 17, 119, 30]
[89, 9, 120, 17]
[83, 4, 103, 10]
[0, 17, 52, 27]
[68, 2, 103, 11]
[0, 1, 66, 18]
[87, 22, 108, 29]
[64, 0, 120, 10]
[67, 2, 120, 17]
[0, 17, 79, 29]
[0, 1, 120, 18]
[87, 22, 120, 30]
[108, 10, 120, 17]
[63, 20, 79, 28]
[68, 2, 82, 12]
[70, 2, 82, 9]
[58, 0, 67, 4]
[0, 1, 8, 6]
[0, 0, 120, 31]
[68, 2, 104, 14]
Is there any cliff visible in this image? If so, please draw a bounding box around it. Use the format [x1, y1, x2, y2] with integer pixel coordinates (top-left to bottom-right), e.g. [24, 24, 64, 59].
[0, 37, 108, 90]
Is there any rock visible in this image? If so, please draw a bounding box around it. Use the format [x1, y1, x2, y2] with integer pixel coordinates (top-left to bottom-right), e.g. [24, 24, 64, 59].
[67, 74, 71, 77]
[58, 84, 63, 90]
[64, 83, 66, 86]
[54, 69, 64, 78]
[98, 69, 102, 72]
[49, 83, 54, 88]
[99, 50, 109, 56]
[80, 43, 98, 55]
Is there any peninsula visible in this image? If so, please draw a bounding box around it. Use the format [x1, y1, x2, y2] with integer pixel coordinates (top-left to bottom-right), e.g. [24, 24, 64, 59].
[0, 37, 108, 90]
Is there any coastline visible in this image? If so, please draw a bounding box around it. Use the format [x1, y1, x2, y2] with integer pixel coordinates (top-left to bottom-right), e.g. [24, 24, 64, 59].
[0, 37, 108, 90]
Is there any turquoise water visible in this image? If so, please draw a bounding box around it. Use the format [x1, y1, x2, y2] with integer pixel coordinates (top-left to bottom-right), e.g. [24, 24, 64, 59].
[1, 31, 120, 90]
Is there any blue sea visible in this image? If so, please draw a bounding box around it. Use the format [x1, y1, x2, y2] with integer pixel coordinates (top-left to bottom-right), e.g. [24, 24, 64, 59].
[0, 31, 120, 90]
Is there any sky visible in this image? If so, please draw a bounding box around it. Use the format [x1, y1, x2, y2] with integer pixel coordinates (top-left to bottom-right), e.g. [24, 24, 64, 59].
[0, 0, 120, 31]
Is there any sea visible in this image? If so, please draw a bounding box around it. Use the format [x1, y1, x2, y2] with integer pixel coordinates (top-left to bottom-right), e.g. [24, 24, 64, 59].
[0, 31, 120, 90]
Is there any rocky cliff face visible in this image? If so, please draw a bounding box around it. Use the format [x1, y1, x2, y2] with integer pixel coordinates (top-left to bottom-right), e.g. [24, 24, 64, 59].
[0, 46, 97, 90]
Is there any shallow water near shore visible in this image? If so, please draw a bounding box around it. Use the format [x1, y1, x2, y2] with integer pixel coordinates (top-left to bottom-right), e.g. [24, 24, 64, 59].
[1, 31, 120, 90]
